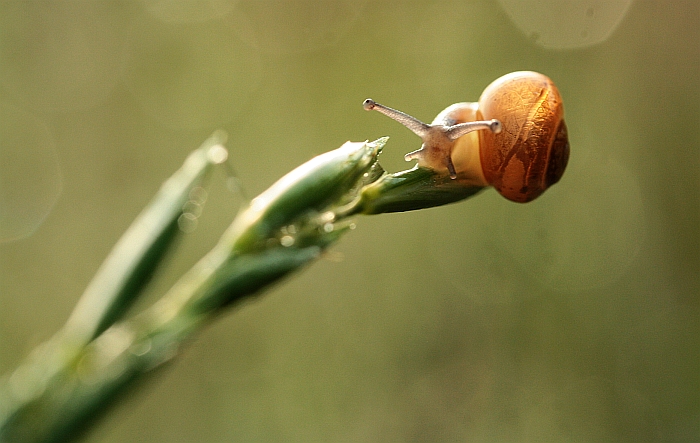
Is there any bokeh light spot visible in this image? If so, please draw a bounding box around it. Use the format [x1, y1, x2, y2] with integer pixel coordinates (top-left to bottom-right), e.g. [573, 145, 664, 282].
[0, 102, 62, 243]
[498, 0, 633, 50]
[497, 154, 644, 292]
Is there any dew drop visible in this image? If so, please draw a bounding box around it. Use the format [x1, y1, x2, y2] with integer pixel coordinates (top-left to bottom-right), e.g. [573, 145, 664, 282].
[320, 211, 335, 223]
[207, 144, 229, 164]
[178, 212, 198, 233]
[189, 186, 208, 204]
[131, 339, 152, 357]
[182, 200, 202, 218]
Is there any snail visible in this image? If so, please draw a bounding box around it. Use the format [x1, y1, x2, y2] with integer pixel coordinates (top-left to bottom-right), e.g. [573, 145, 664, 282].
[363, 71, 570, 203]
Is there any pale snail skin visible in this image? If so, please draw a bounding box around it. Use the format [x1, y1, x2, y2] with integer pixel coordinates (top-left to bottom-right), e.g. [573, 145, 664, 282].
[364, 71, 570, 203]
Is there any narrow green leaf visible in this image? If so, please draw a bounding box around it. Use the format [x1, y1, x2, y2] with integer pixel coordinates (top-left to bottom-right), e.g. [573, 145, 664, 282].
[228, 138, 384, 253]
[356, 165, 486, 214]
[62, 132, 229, 345]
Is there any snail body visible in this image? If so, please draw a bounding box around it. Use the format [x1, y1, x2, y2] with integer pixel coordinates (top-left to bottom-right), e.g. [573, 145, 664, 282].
[363, 71, 570, 202]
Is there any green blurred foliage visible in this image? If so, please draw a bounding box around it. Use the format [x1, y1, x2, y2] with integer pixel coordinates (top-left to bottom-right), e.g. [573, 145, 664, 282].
[0, 1, 697, 442]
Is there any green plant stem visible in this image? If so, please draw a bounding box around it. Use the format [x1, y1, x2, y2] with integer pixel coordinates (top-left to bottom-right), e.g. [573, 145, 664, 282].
[0, 135, 488, 443]
[63, 133, 228, 346]
[0, 245, 321, 443]
[354, 165, 485, 214]
[0, 139, 383, 443]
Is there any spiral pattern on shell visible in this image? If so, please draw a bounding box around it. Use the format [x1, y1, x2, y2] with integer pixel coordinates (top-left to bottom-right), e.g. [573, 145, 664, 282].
[477, 71, 570, 202]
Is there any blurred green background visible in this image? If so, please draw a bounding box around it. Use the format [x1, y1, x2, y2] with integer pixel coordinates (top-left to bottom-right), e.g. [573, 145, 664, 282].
[1, 1, 698, 442]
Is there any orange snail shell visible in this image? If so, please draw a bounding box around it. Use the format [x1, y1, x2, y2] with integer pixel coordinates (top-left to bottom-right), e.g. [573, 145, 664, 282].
[476, 71, 570, 203]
